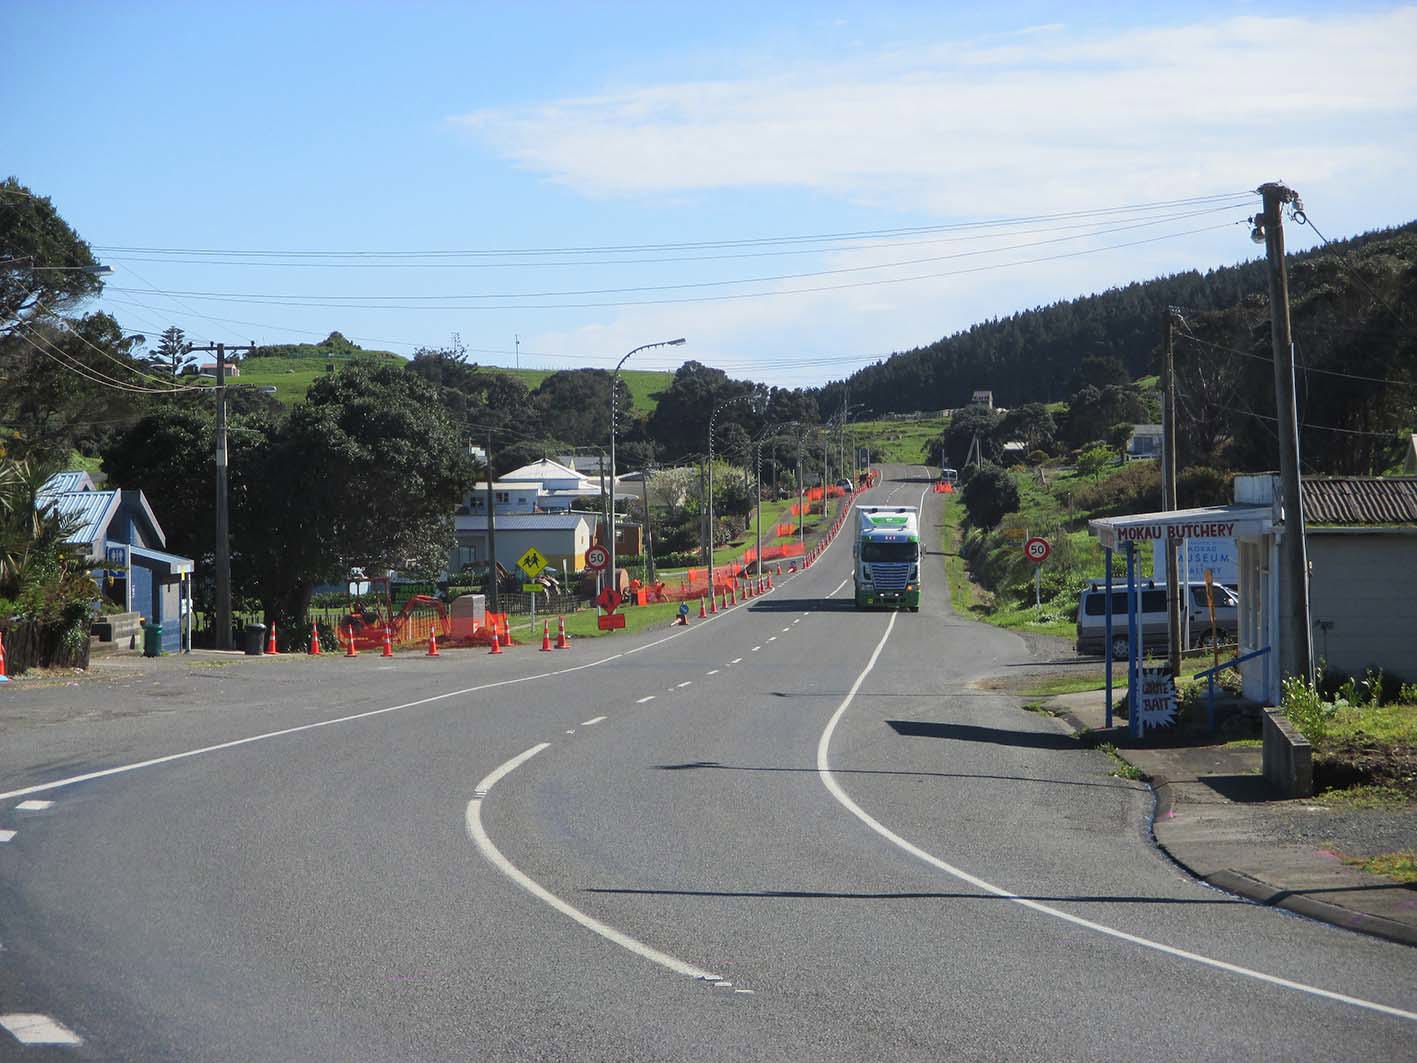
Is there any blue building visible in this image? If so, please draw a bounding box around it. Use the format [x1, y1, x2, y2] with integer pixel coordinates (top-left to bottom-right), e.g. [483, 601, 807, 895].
[38, 472, 195, 654]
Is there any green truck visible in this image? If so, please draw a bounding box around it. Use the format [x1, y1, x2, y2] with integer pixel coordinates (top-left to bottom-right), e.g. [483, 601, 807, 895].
[852, 505, 921, 610]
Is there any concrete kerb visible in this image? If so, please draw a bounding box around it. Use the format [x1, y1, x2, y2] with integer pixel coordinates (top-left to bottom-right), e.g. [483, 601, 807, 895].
[1041, 688, 1417, 950]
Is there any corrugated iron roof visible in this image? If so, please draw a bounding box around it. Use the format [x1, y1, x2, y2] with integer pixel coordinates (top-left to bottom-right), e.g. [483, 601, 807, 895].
[37, 470, 96, 500]
[1302, 477, 1417, 525]
[42, 489, 120, 548]
[454, 513, 592, 531]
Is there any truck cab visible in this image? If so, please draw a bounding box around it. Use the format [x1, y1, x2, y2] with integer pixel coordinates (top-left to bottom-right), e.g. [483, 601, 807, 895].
[853, 505, 921, 611]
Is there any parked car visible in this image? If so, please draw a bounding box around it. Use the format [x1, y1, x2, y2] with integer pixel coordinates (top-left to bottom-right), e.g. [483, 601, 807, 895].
[836, 478, 854, 492]
[1075, 581, 1239, 658]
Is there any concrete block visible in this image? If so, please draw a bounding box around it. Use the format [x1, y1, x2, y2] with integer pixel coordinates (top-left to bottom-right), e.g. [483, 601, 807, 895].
[1262, 708, 1313, 798]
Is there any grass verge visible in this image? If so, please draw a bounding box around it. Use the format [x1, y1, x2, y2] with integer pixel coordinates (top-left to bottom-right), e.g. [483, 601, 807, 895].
[1342, 850, 1417, 884]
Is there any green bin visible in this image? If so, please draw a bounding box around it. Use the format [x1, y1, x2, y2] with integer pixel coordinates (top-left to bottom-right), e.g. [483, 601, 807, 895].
[143, 622, 164, 658]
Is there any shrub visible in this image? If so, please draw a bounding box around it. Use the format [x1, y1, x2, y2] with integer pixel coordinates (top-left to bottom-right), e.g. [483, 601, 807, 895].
[961, 465, 1020, 531]
[1073, 460, 1160, 517]
[1075, 445, 1115, 481]
[1281, 675, 1345, 742]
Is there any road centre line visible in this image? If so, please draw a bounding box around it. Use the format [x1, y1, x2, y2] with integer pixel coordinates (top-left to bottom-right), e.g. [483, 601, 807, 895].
[730, 658, 742, 665]
[0, 1013, 83, 1046]
[816, 551, 1417, 1024]
[465, 744, 725, 985]
[677, 681, 693, 688]
[767, 637, 777, 642]
[706, 669, 719, 676]
[0, 470, 824, 806]
[751, 646, 761, 652]
[582, 716, 607, 726]
[635, 696, 656, 704]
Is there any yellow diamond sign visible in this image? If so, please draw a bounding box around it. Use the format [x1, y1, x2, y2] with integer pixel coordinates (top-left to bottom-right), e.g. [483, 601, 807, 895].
[517, 546, 549, 580]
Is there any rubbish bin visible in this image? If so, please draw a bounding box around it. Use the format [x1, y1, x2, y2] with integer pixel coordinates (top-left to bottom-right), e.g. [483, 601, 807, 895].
[243, 623, 267, 656]
[142, 622, 163, 658]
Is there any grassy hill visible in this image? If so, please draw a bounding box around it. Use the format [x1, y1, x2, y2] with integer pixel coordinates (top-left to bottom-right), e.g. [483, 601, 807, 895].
[236, 338, 672, 412]
[851, 416, 947, 465]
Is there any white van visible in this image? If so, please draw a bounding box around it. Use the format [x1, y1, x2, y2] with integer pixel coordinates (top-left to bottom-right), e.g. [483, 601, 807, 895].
[1075, 581, 1239, 658]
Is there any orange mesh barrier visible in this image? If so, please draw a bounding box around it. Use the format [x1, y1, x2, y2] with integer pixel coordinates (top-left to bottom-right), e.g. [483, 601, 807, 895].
[774, 522, 796, 537]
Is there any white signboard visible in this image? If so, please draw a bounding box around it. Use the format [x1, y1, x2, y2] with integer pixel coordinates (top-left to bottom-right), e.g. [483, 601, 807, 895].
[1153, 537, 1238, 587]
[1136, 667, 1179, 731]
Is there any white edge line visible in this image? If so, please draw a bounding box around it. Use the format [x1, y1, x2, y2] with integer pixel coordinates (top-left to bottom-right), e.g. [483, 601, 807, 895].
[816, 599, 1417, 1024]
[466, 744, 722, 982]
[582, 716, 607, 726]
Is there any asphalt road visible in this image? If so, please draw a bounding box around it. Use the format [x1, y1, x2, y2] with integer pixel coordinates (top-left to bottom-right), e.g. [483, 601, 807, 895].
[1, 465, 1414, 1061]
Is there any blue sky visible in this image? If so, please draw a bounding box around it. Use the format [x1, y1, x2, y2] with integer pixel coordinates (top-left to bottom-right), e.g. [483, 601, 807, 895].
[6, 2, 1415, 388]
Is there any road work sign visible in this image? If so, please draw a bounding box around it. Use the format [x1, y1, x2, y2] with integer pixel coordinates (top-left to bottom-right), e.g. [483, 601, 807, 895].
[517, 546, 548, 580]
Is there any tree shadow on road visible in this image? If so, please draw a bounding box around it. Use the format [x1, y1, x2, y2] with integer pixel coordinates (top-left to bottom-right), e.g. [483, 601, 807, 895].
[886, 719, 1080, 750]
[654, 760, 1130, 791]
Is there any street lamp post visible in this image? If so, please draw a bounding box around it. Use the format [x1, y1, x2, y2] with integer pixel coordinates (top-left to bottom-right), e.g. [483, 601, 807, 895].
[609, 338, 684, 609]
[754, 421, 796, 580]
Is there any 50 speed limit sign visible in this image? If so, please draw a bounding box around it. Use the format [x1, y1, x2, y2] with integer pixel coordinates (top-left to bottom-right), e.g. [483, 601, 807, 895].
[1023, 536, 1051, 564]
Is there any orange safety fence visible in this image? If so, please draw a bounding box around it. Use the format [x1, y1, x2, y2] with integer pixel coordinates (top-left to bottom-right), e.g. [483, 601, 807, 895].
[774, 522, 796, 537]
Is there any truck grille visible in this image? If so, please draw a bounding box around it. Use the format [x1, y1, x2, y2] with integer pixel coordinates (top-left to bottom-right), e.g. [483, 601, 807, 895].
[869, 562, 911, 590]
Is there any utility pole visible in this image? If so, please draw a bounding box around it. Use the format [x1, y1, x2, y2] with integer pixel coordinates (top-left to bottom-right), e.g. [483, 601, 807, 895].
[188, 341, 255, 650]
[1162, 308, 1183, 679]
[640, 463, 654, 584]
[485, 430, 500, 614]
[1256, 181, 1313, 684]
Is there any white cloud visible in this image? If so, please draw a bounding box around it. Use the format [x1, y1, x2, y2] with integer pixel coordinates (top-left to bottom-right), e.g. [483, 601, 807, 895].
[453, 7, 1417, 214]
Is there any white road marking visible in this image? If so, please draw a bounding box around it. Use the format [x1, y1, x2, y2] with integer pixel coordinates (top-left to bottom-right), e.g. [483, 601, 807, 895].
[15, 800, 52, 811]
[0, 830, 15, 843]
[677, 681, 693, 688]
[816, 608, 1417, 1024]
[793, 619, 801, 625]
[767, 636, 777, 642]
[0, 1013, 82, 1046]
[730, 658, 742, 665]
[706, 669, 719, 676]
[466, 745, 725, 984]
[582, 716, 607, 726]
[751, 646, 761, 652]
[734, 988, 755, 994]
[782, 627, 790, 632]
[635, 696, 656, 704]
[565, 729, 576, 734]
[830, 577, 850, 595]
[0, 493, 822, 807]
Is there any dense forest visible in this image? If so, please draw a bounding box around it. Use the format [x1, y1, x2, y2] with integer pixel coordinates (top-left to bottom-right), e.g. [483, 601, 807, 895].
[811, 222, 1417, 474]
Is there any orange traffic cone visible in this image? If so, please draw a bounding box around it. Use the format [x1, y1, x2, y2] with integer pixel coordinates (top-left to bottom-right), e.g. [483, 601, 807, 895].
[540, 620, 553, 651]
[555, 616, 570, 649]
[309, 620, 322, 655]
[381, 628, 394, 657]
[0, 633, 9, 683]
[709, 591, 718, 614]
[427, 630, 441, 657]
[699, 596, 707, 619]
[266, 621, 280, 655]
[487, 632, 501, 655]
[344, 625, 358, 657]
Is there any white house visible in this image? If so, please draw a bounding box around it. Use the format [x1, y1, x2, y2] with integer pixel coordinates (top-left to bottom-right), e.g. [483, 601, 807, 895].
[1126, 424, 1163, 462]
[499, 458, 602, 512]
[1234, 474, 1417, 703]
[450, 512, 593, 577]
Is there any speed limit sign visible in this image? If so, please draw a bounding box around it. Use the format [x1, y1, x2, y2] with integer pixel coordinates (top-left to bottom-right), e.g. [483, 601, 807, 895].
[1023, 536, 1051, 564]
[585, 544, 610, 572]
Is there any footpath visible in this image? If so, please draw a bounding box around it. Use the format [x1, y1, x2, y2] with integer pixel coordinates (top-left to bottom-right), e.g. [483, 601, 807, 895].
[1046, 689, 1417, 947]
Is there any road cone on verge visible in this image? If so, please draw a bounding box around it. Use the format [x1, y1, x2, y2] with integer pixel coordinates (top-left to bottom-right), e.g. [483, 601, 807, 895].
[487, 632, 500, 655]
[555, 617, 570, 649]
[0, 635, 9, 683]
[540, 621, 553, 651]
[381, 628, 394, 657]
[699, 596, 707, 619]
[428, 630, 441, 657]
[309, 621, 322, 655]
[709, 591, 718, 614]
[344, 625, 358, 657]
[266, 621, 280, 655]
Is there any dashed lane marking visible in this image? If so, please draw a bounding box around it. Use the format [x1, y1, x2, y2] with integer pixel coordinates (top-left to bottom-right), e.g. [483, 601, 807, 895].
[792, 619, 801, 625]
[582, 716, 607, 726]
[751, 646, 761, 652]
[0, 1014, 82, 1046]
[636, 696, 656, 704]
[565, 729, 576, 734]
[466, 744, 729, 986]
[706, 669, 719, 676]
[676, 681, 693, 688]
[767, 636, 777, 642]
[15, 801, 52, 812]
[730, 658, 743, 665]
[782, 627, 790, 632]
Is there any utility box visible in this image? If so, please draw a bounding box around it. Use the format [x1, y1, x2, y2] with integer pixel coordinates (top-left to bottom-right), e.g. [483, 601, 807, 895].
[449, 594, 487, 640]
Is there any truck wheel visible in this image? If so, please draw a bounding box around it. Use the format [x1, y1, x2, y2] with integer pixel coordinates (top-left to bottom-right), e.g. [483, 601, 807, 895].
[1110, 635, 1130, 660]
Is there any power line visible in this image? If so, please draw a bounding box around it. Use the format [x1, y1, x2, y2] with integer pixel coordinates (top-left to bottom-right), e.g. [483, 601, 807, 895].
[1216, 401, 1407, 440]
[1176, 331, 1417, 389]
[103, 210, 1251, 305]
[104, 221, 1241, 313]
[89, 192, 1256, 259]
[94, 204, 1249, 271]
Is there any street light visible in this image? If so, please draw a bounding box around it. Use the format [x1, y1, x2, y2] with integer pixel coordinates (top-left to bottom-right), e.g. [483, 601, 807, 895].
[754, 421, 797, 579]
[608, 338, 684, 607]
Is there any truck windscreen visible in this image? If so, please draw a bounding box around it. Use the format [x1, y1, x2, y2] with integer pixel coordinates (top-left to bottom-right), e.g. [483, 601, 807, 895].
[862, 541, 918, 563]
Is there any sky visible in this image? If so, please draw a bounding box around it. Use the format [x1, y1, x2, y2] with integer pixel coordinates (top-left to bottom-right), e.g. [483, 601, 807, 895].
[5, 1, 1416, 390]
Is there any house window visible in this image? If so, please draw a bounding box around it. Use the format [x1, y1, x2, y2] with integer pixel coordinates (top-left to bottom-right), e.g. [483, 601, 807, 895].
[495, 491, 510, 504]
